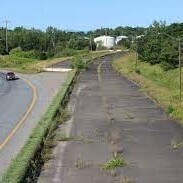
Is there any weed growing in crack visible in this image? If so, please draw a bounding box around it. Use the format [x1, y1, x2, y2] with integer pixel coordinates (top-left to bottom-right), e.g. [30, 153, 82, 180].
[55, 132, 72, 141]
[102, 155, 126, 170]
[56, 108, 70, 125]
[75, 158, 92, 169]
[171, 138, 183, 149]
[117, 176, 136, 183]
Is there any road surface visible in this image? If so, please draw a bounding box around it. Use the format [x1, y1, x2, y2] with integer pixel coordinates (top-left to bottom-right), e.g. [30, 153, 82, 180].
[0, 71, 68, 177]
[39, 55, 183, 183]
[0, 72, 32, 146]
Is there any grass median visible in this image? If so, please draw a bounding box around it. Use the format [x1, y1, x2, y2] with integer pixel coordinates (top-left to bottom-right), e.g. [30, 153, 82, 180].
[0, 69, 77, 183]
[113, 52, 183, 124]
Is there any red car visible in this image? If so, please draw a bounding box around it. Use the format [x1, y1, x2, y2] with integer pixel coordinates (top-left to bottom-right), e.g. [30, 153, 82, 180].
[6, 72, 16, 80]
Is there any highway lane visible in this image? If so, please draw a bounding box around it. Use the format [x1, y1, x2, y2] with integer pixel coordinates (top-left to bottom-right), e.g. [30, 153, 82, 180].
[0, 72, 32, 145]
[0, 71, 68, 177]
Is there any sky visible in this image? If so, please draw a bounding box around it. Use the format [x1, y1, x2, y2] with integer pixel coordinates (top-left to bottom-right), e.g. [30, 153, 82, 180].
[0, 0, 183, 31]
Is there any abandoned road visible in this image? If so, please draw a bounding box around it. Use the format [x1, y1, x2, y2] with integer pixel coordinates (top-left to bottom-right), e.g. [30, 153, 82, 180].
[39, 54, 183, 183]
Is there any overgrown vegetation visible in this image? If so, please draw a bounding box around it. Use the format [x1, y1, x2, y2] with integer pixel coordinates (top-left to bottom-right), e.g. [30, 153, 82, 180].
[0, 21, 182, 71]
[117, 176, 136, 183]
[0, 54, 70, 73]
[113, 52, 183, 123]
[134, 21, 183, 70]
[102, 155, 126, 170]
[0, 27, 94, 56]
[0, 70, 77, 183]
[0, 48, 113, 73]
[71, 55, 87, 69]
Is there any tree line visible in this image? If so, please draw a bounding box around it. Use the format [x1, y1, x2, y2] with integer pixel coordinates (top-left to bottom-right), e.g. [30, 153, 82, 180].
[0, 21, 182, 69]
[0, 26, 91, 59]
[0, 25, 145, 58]
[135, 21, 183, 70]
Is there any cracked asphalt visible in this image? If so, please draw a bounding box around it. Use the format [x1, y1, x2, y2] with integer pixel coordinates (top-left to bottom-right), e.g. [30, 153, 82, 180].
[38, 54, 183, 183]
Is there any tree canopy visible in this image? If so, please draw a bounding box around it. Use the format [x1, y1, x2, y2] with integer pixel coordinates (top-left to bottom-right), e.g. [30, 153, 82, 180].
[0, 21, 182, 68]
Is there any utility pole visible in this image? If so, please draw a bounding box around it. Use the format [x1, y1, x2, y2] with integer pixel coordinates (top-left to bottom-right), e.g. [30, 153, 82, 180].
[135, 40, 138, 71]
[3, 20, 10, 53]
[90, 34, 92, 52]
[179, 38, 182, 103]
[105, 28, 107, 49]
[135, 34, 138, 71]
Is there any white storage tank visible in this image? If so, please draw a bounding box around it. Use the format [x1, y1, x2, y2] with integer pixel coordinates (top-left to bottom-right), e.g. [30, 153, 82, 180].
[94, 36, 115, 49]
[116, 36, 128, 44]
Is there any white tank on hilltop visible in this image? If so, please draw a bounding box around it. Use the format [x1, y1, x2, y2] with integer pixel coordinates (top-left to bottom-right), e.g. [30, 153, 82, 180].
[94, 36, 115, 49]
[115, 36, 128, 44]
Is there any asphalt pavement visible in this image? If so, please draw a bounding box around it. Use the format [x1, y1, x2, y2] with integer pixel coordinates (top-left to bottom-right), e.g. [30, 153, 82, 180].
[0, 71, 68, 177]
[38, 55, 183, 183]
[0, 72, 32, 145]
[50, 59, 71, 68]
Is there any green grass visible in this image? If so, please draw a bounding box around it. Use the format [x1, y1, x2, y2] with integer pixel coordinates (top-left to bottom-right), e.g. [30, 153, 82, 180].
[102, 155, 126, 170]
[112, 52, 183, 124]
[0, 50, 115, 74]
[0, 50, 120, 183]
[55, 132, 72, 141]
[0, 54, 71, 73]
[0, 69, 77, 183]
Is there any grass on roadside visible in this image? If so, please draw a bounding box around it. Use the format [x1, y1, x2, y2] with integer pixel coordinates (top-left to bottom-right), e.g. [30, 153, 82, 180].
[112, 52, 183, 124]
[0, 50, 115, 74]
[0, 55, 71, 74]
[0, 70, 77, 183]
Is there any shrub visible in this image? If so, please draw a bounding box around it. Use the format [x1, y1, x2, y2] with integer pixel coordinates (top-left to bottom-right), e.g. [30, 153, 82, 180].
[46, 50, 54, 58]
[102, 155, 126, 170]
[10, 48, 37, 59]
[71, 55, 86, 69]
[166, 105, 175, 114]
[38, 52, 47, 60]
[9, 47, 22, 54]
[54, 48, 76, 57]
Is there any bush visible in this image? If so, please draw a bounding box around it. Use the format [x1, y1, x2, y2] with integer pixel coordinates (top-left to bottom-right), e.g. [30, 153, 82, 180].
[9, 47, 22, 54]
[71, 55, 86, 69]
[10, 48, 37, 59]
[161, 61, 176, 71]
[167, 105, 175, 114]
[46, 50, 55, 58]
[38, 52, 47, 60]
[54, 48, 76, 57]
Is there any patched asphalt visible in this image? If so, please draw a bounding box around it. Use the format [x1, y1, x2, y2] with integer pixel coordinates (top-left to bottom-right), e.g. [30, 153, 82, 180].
[38, 54, 183, 183]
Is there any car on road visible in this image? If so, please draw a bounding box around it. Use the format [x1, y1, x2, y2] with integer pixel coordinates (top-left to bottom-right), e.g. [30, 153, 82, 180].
[6, 72, 16, 80]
